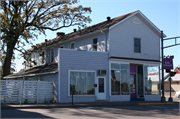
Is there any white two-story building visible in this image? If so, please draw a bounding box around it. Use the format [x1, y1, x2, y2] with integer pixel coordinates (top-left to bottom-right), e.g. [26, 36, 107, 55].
[4, 10, 166, 103]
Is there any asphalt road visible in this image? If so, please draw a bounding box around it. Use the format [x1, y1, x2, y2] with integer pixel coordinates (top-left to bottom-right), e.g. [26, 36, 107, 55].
[1, 104, 180, 119]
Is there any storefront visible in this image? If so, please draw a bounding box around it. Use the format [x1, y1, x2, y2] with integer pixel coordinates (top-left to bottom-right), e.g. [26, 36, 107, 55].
[109, 60, 161, 101]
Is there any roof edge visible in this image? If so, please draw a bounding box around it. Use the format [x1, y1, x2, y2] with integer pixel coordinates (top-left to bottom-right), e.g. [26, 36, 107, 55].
[109, 11, 138, 30]
[4, 70, 58, 79]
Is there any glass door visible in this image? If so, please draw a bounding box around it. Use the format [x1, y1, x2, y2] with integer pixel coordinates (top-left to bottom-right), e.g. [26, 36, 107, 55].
[96, 77, 106, 100]
[130, 74, 137, 98]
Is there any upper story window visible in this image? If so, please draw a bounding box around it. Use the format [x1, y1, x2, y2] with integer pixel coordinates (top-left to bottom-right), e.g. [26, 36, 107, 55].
[32, 54, 35, 60]
[34, 53, 36, 61]
[42, 51, 45, 64]
[93, 38, 97, 51]
[134, 38, 141, 53]
[51, 49, 54, 62]
[70, 42, 75, 49]
[31, 53, 36, 66]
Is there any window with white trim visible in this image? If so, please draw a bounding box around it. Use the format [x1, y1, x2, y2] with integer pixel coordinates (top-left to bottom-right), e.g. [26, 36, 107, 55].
[70, 71, 95, 95]
[51, 49, 54, 62]
[34, 53, 36, 62]
[70, 42, 75, 49]
[134, 38, 141, 53]
[144, 65, 160, 95]
[42, 51, 45, 64]
[111, 63, 129, 95]
[93, 38, 97, 51]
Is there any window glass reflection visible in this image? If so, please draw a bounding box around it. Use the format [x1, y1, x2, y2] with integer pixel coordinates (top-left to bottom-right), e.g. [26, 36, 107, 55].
[144, 66, 160, 95]
[121, 68, 129, 95]
[70, 71, 95, 95]
[87, 72, 95, 95]
[111, 63, 129, 95]
[111, 63, 120, 95]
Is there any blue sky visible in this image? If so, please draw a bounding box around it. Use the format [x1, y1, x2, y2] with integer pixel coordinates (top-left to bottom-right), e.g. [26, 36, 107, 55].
[14, 0, 180, 72]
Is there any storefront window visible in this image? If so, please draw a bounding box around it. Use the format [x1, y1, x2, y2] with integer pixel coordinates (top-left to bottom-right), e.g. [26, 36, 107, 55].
[70, 71, 95, 95]
[111, 63, 129, 95]
[121, 64, 129, 95]
[144, 66, 160, 95]
[79, 72, 86, 95]
[70, 72, 79, 95]
[87, 72, 95, 95]
[111, 63, 120, 95]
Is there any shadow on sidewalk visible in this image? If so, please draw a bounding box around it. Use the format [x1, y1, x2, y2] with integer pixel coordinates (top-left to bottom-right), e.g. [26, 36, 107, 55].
[1, 108, 55, 118]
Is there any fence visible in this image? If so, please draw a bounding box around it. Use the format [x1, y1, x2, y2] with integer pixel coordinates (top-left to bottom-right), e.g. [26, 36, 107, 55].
[0, 80, 54, 104]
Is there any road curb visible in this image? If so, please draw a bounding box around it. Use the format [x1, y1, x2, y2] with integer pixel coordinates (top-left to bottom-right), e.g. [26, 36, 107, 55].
[1, 103, 139, 109]
[1, 102, 179, 109]
[139, 102, 179, 105]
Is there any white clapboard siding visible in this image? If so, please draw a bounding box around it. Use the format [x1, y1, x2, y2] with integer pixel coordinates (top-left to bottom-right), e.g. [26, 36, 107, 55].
[0, 80, 54, 104]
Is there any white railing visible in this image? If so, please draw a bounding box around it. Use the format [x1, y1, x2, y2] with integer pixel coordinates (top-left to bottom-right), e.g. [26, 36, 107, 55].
[0, 80, 54, 104]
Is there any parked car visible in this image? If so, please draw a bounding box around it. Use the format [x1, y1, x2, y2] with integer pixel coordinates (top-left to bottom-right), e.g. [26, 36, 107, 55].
[175, 91, 180, 99]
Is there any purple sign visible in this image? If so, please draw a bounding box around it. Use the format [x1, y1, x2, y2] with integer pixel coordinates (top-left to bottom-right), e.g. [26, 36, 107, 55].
[164, 57, 173, 69]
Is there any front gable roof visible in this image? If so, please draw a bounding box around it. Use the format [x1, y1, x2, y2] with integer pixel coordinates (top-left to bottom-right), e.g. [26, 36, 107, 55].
[109, 10, 166, 38]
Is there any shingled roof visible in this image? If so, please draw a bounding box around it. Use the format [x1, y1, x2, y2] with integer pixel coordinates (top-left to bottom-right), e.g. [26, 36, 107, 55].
[4, 62, 58, 78]
[28, 10, 137, 52]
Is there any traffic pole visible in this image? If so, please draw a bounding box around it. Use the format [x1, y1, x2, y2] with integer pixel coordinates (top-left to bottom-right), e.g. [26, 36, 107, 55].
[161, 31, 165, 102]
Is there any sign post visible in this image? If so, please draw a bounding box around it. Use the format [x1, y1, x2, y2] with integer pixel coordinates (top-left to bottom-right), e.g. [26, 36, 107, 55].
[161, 31, 165, 102]
[160, 31, 179, 102]
[71, 85, 74, 105]
[164, 56, 174, 102]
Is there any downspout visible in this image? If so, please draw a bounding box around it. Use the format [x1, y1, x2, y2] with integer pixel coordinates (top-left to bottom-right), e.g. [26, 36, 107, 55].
[58, 48, 60, 102]
[101, 30, 107, 52]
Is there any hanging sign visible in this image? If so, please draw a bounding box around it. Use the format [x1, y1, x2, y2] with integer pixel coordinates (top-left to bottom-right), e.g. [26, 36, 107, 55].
[164, 56, 174, 70]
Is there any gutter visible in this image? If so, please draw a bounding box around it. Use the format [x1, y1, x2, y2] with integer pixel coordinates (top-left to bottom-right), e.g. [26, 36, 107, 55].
[4, 70, 58, 79]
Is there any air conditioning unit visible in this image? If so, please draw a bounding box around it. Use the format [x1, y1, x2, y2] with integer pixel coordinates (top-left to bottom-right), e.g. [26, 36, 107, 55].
[97, 70, 106, 75]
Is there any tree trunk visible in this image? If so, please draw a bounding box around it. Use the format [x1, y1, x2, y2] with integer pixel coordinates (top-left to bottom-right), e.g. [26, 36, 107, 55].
[2, 37, 17, 77]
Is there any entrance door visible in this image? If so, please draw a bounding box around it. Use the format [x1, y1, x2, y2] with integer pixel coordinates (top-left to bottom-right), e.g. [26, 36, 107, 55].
[130, 74, 137, 98]
[96, 77, 106, 100]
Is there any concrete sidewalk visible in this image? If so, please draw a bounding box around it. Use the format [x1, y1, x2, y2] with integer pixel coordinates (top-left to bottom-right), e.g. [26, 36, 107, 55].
[1, 101, 179, 109]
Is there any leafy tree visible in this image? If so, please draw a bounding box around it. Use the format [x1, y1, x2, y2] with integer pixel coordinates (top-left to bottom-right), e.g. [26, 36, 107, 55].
[0, 0, 92, 77]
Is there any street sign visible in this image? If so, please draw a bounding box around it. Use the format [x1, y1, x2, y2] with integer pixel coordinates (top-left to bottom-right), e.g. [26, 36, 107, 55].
[164, 57, 174, 69]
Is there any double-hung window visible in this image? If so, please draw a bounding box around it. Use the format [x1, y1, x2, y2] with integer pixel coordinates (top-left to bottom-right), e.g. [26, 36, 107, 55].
[134, 38, 141, 53]
[42, 51, 45, 64]
[70, 42, 75, 49]
[51, 49, 54, 63]
[93, 38, 97, 51]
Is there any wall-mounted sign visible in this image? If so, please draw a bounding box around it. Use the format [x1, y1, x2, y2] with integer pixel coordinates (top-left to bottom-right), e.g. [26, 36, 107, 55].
[164, 56, 174, 69]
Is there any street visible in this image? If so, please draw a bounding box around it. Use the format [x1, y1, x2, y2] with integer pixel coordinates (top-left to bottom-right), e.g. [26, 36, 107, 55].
[1, 104, 180, 119]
